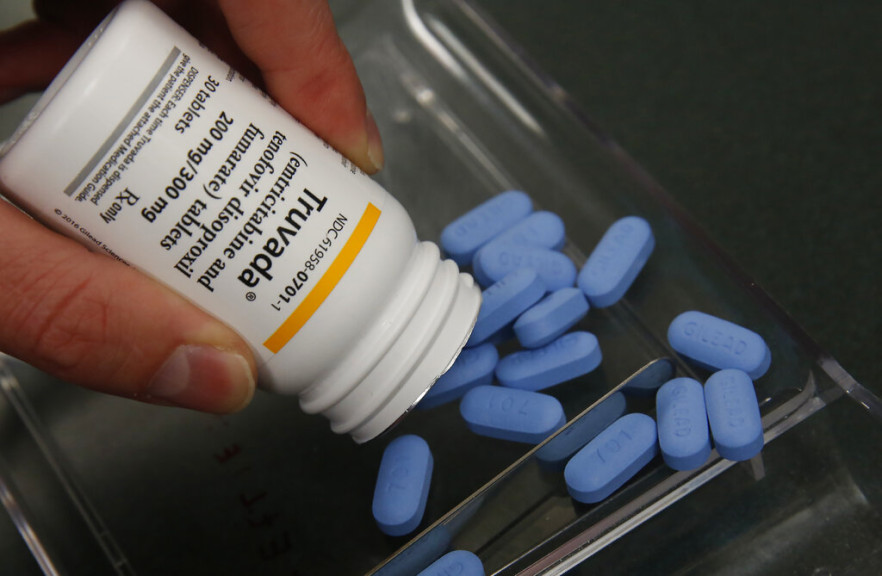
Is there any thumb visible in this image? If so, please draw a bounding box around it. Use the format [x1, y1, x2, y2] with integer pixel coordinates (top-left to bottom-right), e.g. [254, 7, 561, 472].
[0, 201, 257, 413]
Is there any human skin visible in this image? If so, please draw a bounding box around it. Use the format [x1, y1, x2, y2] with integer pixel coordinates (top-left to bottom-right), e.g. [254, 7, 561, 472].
[0, 0, 383, 413]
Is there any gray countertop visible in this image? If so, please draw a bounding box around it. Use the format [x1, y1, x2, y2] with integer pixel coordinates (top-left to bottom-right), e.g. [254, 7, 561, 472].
[2, 1, 875, 407]
[1, 1, 879, 574]
[475, 0, 880, 395]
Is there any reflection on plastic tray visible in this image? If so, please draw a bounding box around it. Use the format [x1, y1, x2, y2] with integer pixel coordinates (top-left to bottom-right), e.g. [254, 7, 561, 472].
[1, 0, 881, 574]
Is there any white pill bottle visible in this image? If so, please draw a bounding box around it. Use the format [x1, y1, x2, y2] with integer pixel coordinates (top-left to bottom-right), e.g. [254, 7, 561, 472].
[0, 0, 480, 443]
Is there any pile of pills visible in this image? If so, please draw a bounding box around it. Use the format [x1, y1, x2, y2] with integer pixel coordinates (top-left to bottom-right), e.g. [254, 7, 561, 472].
[371, 190, 770, 572]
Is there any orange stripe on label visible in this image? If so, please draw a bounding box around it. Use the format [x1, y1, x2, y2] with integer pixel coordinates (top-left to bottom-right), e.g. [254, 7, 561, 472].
[263, 202, 381, 353]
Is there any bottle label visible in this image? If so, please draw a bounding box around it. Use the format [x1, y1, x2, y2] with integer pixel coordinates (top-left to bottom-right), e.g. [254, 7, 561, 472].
[39, 46, 387, 362]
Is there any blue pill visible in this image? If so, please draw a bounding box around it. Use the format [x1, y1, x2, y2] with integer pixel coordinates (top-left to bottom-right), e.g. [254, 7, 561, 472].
[459, 385, 566, 444]
[578, 216, 654, 308]
[466, 268, 546, 347]
[667, 310, 772, 379]
[565, 413, 658, 504]
[513, 287, 589, 348]
[486, 323, 516, 346]
[704, 369, 764, 461]
[621, 357, 676, 397]
[417, 550, 485, 576]
[372, 435, 433, 537]
[440, 190, 533, 266]
[375, 526, 452, 576]
[418, 343, 499, 410]
[472, 210, 566, 273]
[496, 331, 602, 391]
[536, 391, 627, 468]
[656, 378, 711, 471]
[488, 210, 566, 250]
[473, 244, 577, 289]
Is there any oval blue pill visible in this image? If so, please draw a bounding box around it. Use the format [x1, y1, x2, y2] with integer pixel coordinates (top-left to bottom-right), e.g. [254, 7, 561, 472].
[496, 331, 602, 391]
[621, 357, 676, 397]
[565, 413, 658, 504]
[374, 526, 452, 576]
[418, 343, 499, 410]
[667, 310, 772, 379]
[536, 391, 627, 468]
[486, 323, 516, 346]
[578, 216, 654, 308]
[417, 550, 485, 576]
[440, 190, 533, 266]
[372, 435, 433, 537]
[656, 378, 711, 471]
[459, 385, 565, 444]
[513, 287, 589, 348]
[473, 244, 576, 289]
[704, 369, 764, 461]
[472, 210, 566, 270]
[472, 211, 566, 286]
[466, 268, 546, 347]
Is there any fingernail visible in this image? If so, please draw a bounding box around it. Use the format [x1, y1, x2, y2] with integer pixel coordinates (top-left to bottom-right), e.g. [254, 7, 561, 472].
[146, 345, 255, 413]
[365, 111, 384, 172]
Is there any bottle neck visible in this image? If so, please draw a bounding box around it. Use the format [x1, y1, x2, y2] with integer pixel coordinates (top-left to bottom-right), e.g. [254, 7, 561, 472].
[298, 241, 480, 443]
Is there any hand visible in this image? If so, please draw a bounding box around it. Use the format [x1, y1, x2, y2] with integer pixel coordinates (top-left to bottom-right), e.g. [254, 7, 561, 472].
[0, 0, 384, 412]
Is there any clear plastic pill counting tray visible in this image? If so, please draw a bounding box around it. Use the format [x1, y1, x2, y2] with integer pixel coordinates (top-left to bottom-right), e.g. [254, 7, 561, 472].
[1, 1, 880, 575]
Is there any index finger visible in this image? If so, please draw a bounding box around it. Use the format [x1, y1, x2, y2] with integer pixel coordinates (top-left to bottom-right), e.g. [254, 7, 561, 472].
[218, 0, 383, 173]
